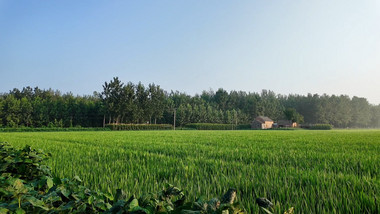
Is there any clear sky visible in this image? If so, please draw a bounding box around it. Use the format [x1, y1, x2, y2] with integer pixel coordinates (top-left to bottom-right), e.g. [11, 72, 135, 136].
[0, 0, 379, 104]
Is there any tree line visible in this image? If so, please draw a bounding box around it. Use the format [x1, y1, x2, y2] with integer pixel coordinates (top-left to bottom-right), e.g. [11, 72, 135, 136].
[0, 77, 379, 128]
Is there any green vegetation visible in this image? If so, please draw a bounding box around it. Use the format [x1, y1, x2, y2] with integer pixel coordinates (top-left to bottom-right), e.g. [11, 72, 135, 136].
[305, 124, 333, 130]
[1, 80, 380, 129]
[184, 123, 237, 130]
[0, 127, 111, 132]
[283, 108, 304, 124]
[183, 123, 252, 130]
[236, 124, 251, 130]
[0, 130, 379, 213]
[105, 124, 173, 131]
[0, 143, 245, 213]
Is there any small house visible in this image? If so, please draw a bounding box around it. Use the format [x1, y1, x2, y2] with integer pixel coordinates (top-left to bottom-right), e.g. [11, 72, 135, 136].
[277, 120, 297, 128]
[251, 116, 274, 129]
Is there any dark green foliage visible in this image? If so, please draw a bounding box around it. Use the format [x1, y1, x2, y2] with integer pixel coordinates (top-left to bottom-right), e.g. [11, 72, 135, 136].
[304, 124, 333, 130]
[0, 87, 104, 128]
[0, 142, 246, 213]
[1, 80, 380, 129]
[102, 77, 125, 124]
[100, 80, 166, 125]
[184, 123, 237, 130]
[185, 123, 251, 130]
[283, 108, 304, 123]
[279, 94, 379, 128]
[105, 124, 173, 131]
[256, 198, 273, 208]
[0, 142, 118, 213]
[0, 127, 111, 132]
[0, 142, 52, 181]
[184, 123, 251, 130]
[236, 124, 251, 130]
[350, 96, 371, 127]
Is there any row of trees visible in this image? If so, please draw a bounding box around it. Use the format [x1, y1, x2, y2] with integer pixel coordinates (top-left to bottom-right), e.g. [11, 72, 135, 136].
[281, 94, 380, 128]
[0, 87, 103, 128]
[0, 77, 379, 128]
[101, 77, 165, 124]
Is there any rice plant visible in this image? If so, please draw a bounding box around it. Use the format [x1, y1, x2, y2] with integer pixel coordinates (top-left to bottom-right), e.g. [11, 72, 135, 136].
[0, 130, 379, 213]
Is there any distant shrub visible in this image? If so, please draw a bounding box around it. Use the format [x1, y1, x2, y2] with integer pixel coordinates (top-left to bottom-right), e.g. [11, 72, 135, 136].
[0, 127, 111, 132]
[237, 124, 251, 130]
[271, 127, 297, 130]
[184, 123, 236, 130]
[106, 123, 173, 131]
[305, 124, 333, 130]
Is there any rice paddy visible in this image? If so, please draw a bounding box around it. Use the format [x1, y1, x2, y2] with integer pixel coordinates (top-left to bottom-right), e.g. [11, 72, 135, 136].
[0, 130, 379, 213]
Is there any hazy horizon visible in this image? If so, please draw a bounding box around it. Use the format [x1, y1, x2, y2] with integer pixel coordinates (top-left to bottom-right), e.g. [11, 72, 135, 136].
[1, 0, 379, 104]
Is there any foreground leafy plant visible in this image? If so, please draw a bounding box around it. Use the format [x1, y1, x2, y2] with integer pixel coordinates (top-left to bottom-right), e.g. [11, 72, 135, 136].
[0, 142, 247, 213]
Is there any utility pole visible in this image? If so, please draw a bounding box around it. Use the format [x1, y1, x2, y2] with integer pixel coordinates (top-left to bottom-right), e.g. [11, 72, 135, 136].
[173, 108, 176, 130]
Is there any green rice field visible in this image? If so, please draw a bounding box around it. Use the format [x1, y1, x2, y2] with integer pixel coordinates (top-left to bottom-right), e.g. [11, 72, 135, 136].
[0, 130, 379, 213]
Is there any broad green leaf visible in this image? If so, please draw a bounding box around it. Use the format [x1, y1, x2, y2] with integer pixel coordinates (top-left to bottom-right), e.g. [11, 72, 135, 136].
[128, 199, 139, 210]
[13, 179, 24, 190]
[73, 176, 82, 183]
[15, 208, 25, 214]
[131, 206, 151, 213]
[88, 196, 94, 205]
[60, 201, 75, 211]
[0, 208, 9, 214]
[13, 179, 28, 195]
[46, 177, 53, 189]
[222, 210, 229, 214]
[77, 203, 87, 212]
[108, 200, 126, 213]
[95, 201, 107, 211]
[165, 205, 174, 212]
[61, 188, 71, 198]
[25, 197, 49, 211]
[104, 192, 114, 201]
[105, 203, 112, 209]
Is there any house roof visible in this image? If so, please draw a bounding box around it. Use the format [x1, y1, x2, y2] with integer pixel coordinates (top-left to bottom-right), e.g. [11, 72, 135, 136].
[255, 116, 273, 123]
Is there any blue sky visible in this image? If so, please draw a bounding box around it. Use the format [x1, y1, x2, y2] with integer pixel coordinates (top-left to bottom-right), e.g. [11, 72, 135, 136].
[0, 0, 379, 104]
